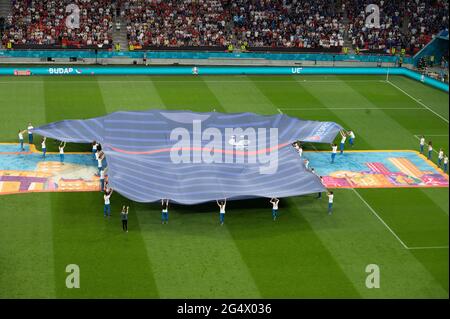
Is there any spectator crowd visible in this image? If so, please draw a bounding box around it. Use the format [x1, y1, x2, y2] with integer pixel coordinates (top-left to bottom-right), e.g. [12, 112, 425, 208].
[228, 0, 345, 49]
[1, 0, 448, 54]
[2, 0, 115, 47]
[347, 0, 448, 54]
[120, 0, 231, 48]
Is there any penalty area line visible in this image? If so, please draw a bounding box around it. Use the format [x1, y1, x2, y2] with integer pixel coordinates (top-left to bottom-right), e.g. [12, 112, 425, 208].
[412, 135, 441, 155]
[351, 188, 409, 249]
[351, 190, 448, 250]
[385, 80, 449, 124]
[406, 246, 449, 250]
[413, 134, 449, 136]
[279, 107, 425, 111]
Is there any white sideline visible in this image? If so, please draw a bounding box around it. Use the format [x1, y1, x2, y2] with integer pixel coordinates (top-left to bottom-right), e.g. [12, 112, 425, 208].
[0, 79, 385, 84]
[407, 246, 449, 250]
[351, 188, 409, 249]
[413, 134, 449, 136]
[386, 80, 449, 124]
[412, 135, 448, 155]
[279, 107, 424, 110]
[351, 189, 449, 250]
[254, 79, 447, 251]
[295, 79, 385, 83]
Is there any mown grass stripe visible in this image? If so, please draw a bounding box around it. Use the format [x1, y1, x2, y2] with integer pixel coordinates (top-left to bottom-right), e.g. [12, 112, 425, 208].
[0, 194, 56, 298]
[134, 202, 262, 298]
[49, 193, 159, 298]
[98, 76, 166, 113]
[0, 75, 446, 298]
[43, 78, 159, 297]
[138, 76, 261, 298]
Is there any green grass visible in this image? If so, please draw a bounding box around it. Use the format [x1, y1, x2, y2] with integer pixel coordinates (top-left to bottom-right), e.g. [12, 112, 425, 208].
[0, 74, 448, 298]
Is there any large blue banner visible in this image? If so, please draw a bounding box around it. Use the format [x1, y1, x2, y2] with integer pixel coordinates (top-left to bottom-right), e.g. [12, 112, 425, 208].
[34, 110, 342, 204]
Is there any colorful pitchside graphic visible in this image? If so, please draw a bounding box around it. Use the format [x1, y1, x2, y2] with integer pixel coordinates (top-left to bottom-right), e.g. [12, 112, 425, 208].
[0, 145, 447, 196]
[0, 144, 99, 194]
[306, 151, 448, 188]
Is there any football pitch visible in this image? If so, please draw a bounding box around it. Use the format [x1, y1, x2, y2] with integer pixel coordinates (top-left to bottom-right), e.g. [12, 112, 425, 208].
[0, 74, 448, 298]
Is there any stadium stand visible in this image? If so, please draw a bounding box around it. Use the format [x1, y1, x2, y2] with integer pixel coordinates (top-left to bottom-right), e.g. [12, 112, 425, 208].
[120, 0, 232, 50]
[2, 0, 116, 49]
[404, 0, 449, 54]
[346, 0, 448, 54]
[0, 0, 448, 54]
[347, 0, 405, 53]
[229, 0, 345, 50]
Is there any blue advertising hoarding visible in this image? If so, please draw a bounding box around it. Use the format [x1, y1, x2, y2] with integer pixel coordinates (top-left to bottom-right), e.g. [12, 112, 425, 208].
[0, 66, 448, 92]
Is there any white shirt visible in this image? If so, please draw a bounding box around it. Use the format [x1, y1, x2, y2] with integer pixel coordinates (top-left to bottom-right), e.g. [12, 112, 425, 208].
[349, 131, 355, 139]
[444, 157, 448, 164]
[220, 207, 225, 214]
[272, 201, 279, 210]
[98, 159, 103, 167]
[95, 152, 99, 160]
[332, 145, 337, 153]
[27, 125, 34, 134]
[298, 147, 303, 157]
[341, 136, 347, 143]
[59, 147, 64, 154]
[18, 132, 23, 140]
[428, 145, 433, 151]
[420, 138, 425, 145]
[438, 151, 444, 159]
[328, 194, 334, 203]
[100, 170, 105, 179]
[104, 194, 111, 205]
[93, 143, 98, 151]
[41, 141, 46, 149]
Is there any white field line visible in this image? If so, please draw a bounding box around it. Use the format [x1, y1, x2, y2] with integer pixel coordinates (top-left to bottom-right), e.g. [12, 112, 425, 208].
[0, 79, 386, 84]
[413, 134, 449, 137]
[294, 79, 385, 83]
[308, 143, 319, 151]
[407, 246, 449, 250]
[386, 80, 449, 124]
[279, 107, 425, 110]
[351, 188, 409, 249]
[410, 138, 449, 217]
[413, 135, 443, 155]
[351, 189, 448, 250]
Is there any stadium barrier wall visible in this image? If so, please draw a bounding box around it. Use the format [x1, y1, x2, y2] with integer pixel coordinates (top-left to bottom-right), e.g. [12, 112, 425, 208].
[0, 57, 397, 68]
[0, 49, 411, 64]
[0, 66, 447, 92]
